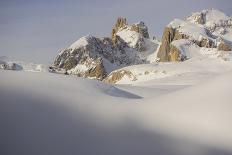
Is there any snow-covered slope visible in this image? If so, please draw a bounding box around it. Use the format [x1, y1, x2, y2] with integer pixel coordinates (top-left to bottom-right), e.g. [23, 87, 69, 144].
[1, 70, 232, 155]
[105, 54, 232, 84]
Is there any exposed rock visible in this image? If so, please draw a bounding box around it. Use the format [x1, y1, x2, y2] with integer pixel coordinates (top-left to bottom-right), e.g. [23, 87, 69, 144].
[169, 44, 181, 61]
[157, 27, 189, 62]
[196, 38, 216, 48]
[157, 9, 232, 62]
[156, 27, 175, 62]
[0, 61, 23, 71]
[52, 35, 113, 79]
[112, 17, 127, 44]
[51, 17, 158, 80]
[111, 17, 150, 48]
[157, 23, 216, 62]
[84, 58, 107, 80]
[52, 31, 158, 80]
[104, 69, 137, 84]
[217, 40, 231, 51]
[187, 12, 206, 25]
[130, 21, 149, 38]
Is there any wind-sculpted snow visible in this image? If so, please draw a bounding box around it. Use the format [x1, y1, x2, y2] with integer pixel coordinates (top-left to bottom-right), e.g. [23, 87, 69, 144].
[1, 70, 232, 155]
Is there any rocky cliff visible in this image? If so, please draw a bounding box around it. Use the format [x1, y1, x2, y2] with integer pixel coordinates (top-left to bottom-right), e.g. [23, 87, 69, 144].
[157, 8, 232, 62]
[51, 18, 159, 80]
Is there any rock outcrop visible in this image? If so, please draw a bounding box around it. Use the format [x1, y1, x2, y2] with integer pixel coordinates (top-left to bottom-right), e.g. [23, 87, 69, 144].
[169, 44, 182, 61]
[187, 12, 206, 25]
[104, 69, 137, 84]
[157, 9, 232, 62]
[217, 39, 231, 51]
[112, 17, 127, 44]
[52, 35, 110, 80]
[0, 61, 23, 71]
[130, 22, 149, 39]
[51, 18, 158, 80]
[157, 27, 189, 62]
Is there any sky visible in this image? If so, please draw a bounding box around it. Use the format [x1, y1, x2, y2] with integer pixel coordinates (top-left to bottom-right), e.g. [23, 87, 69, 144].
[0, 0, 232, 64]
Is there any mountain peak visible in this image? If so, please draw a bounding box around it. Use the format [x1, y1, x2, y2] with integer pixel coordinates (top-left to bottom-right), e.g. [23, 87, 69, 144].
[186, 8, 231, 26]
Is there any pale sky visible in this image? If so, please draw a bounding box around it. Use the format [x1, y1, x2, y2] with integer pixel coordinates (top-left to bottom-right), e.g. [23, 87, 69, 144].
[0, 0, 231, 64]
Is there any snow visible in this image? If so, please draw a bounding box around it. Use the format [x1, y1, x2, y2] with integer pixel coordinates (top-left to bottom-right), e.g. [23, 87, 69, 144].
[221, 28, 232, 42]
[169, 9, 232, 49]
[69, 35, 90, 51]
[168, 18, 184, 28]
[169, 19, 211, 41]
[18, 62, 48, 72]
[116, 26, 159, 63]
[143, 39, 160, 63]
[187, 8, 231, 26]
[67, 64, 89, 74]
[111, 52, 232, 85]
[116, 28, 142, 48]
[204, 8, 230, 26]
[1, 67, 232, 155]
[171, 39, 193, 58]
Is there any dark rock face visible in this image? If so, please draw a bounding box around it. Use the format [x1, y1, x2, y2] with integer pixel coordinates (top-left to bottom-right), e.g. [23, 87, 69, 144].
[130, 22, 150, 39]
[196, 38, 216, 48]
[194, 12, 206, 25]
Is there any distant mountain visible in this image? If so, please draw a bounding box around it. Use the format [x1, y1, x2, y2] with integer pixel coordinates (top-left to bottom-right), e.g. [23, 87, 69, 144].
[0, 56, 47, 72]
[51, 9, 232, 83]
[51, 17, 159, 80]
[105, 9, 232, 84]
[157, 8, 232, 62]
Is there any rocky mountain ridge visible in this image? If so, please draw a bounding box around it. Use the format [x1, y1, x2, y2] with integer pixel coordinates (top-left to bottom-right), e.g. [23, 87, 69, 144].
[157, 8, 232, 62]
[50, 17, 158, 80]
[50, 8, 232, 83]
[105, 9, 232, 83]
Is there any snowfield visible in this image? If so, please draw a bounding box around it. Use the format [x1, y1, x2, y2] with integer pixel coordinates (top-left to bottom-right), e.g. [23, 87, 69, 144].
[1, 68, 232, 155]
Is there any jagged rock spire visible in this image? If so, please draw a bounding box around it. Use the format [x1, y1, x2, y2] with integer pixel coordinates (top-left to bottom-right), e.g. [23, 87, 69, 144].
[111, 17, 127, 44]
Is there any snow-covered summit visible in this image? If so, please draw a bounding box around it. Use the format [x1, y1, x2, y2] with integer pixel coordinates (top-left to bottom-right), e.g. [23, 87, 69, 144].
[157, 8, 232, 62]
[106, 9, 232, 84]
[69, 35, 91, 51]
[51, 17, 159, 80]
[187, 8, 231, 28]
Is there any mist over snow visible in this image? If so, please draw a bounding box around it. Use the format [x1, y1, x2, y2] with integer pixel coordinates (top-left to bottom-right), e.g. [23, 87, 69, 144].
[1, 70, 232, 155]
[1, 1, 232, 155]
